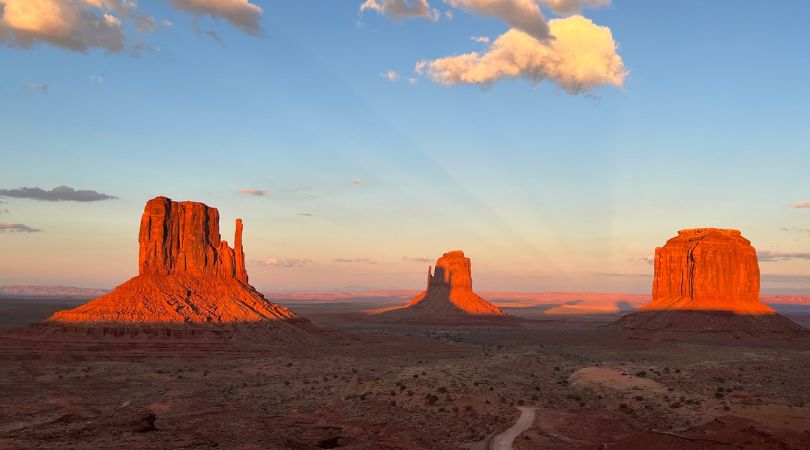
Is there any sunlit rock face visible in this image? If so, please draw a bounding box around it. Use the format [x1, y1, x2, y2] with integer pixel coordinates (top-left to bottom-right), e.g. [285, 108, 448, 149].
[615, 228, 808, 336]
[49, 197, 297, 326]
[643, 228, 773, 314]
[401, 250, 505, 316]
[138, 197, 248, 283]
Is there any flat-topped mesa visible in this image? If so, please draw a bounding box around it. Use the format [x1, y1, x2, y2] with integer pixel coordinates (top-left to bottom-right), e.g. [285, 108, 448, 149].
[642, 228, 773, 314]
[401, 250, 505, 316]
[138, 197, 247, 283]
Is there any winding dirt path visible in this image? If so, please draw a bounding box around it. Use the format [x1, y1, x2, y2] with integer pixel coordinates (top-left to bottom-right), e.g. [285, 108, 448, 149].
[490, 406, 536, 450]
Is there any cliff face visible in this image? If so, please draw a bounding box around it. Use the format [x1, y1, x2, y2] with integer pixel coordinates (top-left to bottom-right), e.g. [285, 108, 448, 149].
[642, 228, 772, 314]
[138, 197, 247, 283]
[49, 196, 296, 326]
[400, 250, 505, 316]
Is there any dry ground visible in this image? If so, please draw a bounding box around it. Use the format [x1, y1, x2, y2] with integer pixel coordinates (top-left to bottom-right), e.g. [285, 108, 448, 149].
[0, 298, 809, 449]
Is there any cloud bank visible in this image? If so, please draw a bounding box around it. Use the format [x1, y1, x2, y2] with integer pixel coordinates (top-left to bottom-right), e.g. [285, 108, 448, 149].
[0, 0, 263, 53]
[417, 15, 626, 93]
[758, 251, 810, 262]
[0, 223, 42, 233]
[170, 0, 263, 35]
[0, 0, 129, 52]
[0, 185, 117, 202]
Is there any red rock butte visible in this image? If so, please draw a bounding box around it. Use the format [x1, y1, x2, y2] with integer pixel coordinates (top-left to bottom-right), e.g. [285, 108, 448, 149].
[377, 250, 505, 317]
[617, 228, 806, 336]
[641, 228, 774, 314]
[49, 196, 299, 326]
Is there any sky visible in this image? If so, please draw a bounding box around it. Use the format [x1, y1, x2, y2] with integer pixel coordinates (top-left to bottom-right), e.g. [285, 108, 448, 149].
[1, 0, 810, 294]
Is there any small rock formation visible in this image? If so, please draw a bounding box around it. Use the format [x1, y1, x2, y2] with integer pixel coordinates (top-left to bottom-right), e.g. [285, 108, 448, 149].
[376, 250, 506, 318]
[616, 228, 806, 336]
[49, 196, 299, 326]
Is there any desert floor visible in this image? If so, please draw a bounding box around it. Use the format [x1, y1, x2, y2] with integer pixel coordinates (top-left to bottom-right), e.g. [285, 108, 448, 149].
[1, 298, 809, 449]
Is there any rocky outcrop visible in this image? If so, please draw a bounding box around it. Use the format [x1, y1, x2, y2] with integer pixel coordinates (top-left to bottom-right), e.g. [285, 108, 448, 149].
[138, 197, 247, 282]
[49, 196, 298, 326]
[376, 250, 505, 318]
[643, 228, 771, 314]
[616, 228, 806, 336]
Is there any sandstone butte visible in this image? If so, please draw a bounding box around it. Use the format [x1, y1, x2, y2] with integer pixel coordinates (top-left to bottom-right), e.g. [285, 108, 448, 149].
[378, 250, 506, 317]
[616, 228, 807, 336]
[640, 228, 774, 315]
[49, 196, 298, 326]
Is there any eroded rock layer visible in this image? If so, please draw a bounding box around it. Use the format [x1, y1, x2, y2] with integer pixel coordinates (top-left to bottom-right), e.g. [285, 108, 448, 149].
[49, 196, 298, 326]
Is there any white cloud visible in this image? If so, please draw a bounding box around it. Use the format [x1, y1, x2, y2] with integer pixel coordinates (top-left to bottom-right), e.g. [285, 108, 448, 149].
[470, 35, 490, 44]
[359, 0, 439, 21]
[170, 0, 263, 35]
[352, 178, 364, 185]
[254, 258, 312, 268]
[445, 0, 549, 41]
[239, 188, 267, 196]
[417, 15, 626, 93]
[382, 69, 399, 81]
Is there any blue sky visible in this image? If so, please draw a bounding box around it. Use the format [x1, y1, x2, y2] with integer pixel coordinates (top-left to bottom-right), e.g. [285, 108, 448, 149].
[1, 0, 809, 293]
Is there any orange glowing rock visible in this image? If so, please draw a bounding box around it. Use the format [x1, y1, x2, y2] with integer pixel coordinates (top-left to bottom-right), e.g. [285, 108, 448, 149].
[49, 196, 298, 326]
[641, 228, 773, 314]
[380, 250, 505, 317]
[615, 228, 807, 337]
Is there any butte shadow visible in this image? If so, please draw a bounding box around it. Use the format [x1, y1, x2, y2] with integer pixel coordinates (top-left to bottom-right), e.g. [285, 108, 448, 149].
[369, 250, 516, 325]
[615, 228, 807, 339]
[36, 196, 314, 340]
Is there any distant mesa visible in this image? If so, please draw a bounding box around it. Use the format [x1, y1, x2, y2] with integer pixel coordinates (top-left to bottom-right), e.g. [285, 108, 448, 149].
[0, 285, 109, 299]
[616, 228, 806, 336]
[373, 250, 507, 320]
[48, 196, 300, 327]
